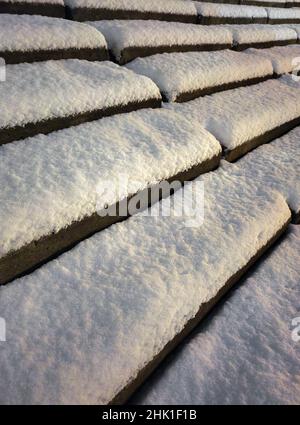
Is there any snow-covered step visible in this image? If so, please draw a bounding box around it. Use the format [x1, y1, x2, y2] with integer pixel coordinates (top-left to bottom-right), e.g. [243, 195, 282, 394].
[88, 20, 233, 64]
[126, 50, 273, 103]
[65, 0, 198, 23]
[165, 78, 300, 161]
[283, 23, 300, 39]
[267, 7, 300, 24]
[0, 60, 161, 145]
[195, 2, 268, 25]
[0, 108, 221, 285]
[0, 165, 291, 404]
[0, 14, 108, 64]
[236, 126, 300, 223]
[246, 44, 300, 75]
[132, 224, 300, 405]
[230, 24, 298, 49]
[0, 0, 65, 17]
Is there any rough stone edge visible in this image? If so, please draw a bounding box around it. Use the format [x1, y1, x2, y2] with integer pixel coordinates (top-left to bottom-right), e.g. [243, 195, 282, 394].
[0, 97, 161, 146]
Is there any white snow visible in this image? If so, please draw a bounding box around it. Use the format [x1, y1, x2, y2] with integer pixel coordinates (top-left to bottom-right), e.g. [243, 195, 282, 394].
[267, 7, 300, 21]
[0, 60, 160, 130]
[0, 165, 290, 404]
[279, 72, 300, 88]
[132, 225, 300, 405]
[165, 79, 300, 150]
[0, 14, 107, 53]
[0, 108, 221, 258]
[126, 50, 273, 102]
[64, 0, 197, 16]
[227, 24, 297, 46]
[282, 24, 300, 38]
[246, 44, 300, 74]
[88, 20, 233, 61]
[194, 2, 268, 19]
[236, 126, 300, 215]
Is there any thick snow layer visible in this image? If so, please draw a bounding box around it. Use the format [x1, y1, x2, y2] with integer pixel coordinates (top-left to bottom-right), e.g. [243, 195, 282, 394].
[126, 50, 273, 102]
[64, 0, 197, 16]
[1, 0, 63, 3]
[0, 165, 290, 404]
[0, 60, 160, 130]
[236, 126, 300, 214]
[267, 7, 300, 21]
[0, 14, 106, 52]
[0, 108, 221, 257]
[133, 225, 300, 405]
[246, 44, 300, 74]
[279, 72, 300, 88]
[166, 79, 300, 150]
[89, 20, 233, 61]
[227, 24, 297, 45]
[194, 2, 267, 19]
[286, 24, 300, 38]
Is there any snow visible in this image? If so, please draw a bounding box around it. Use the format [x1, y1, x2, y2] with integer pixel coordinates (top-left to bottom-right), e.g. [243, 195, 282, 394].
[165, 79, 300, 150]
[246, 44, 300, 74]
[88, 20, 233, 61]
[279, 72, 300, 88]
[194, 2, 268, 19]
[0, 14, 107, 53]
[267, 7, 300, 21]
[0, 165, 290, 405]
[282, 24, 300, 38]
[236, 126, 300, 216]
[64, 0, 197, 16]
[227, 24, 297, 46]
[126, 50, 273, 102]
[0, 108, 221, 258]
[0, 60, 160, 130]
[132, 225, 300, 405]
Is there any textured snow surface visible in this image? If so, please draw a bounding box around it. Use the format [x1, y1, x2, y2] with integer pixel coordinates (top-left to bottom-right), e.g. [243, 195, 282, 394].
[0, 108, 221, 257]
[1, 0, 63, 3]
[89, 20, 233, 60]
[0, 60, 160, 130]
[133, 225, 300, 405]
[195, 2, 267, 19]
[0, 166, 290, 405]
[279, 72, 300, 88]
[286, 24, 300, 38]
[267, 7, 300, 20]
[166, 79, 300, 150]
[64, 0, 197, 15]
[0, 14, 106, 52]
[126, 50, 273, 102]
[236, 126, 300, 214]
[227, 24, 297, 45]
[246, 44, 300, 74]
